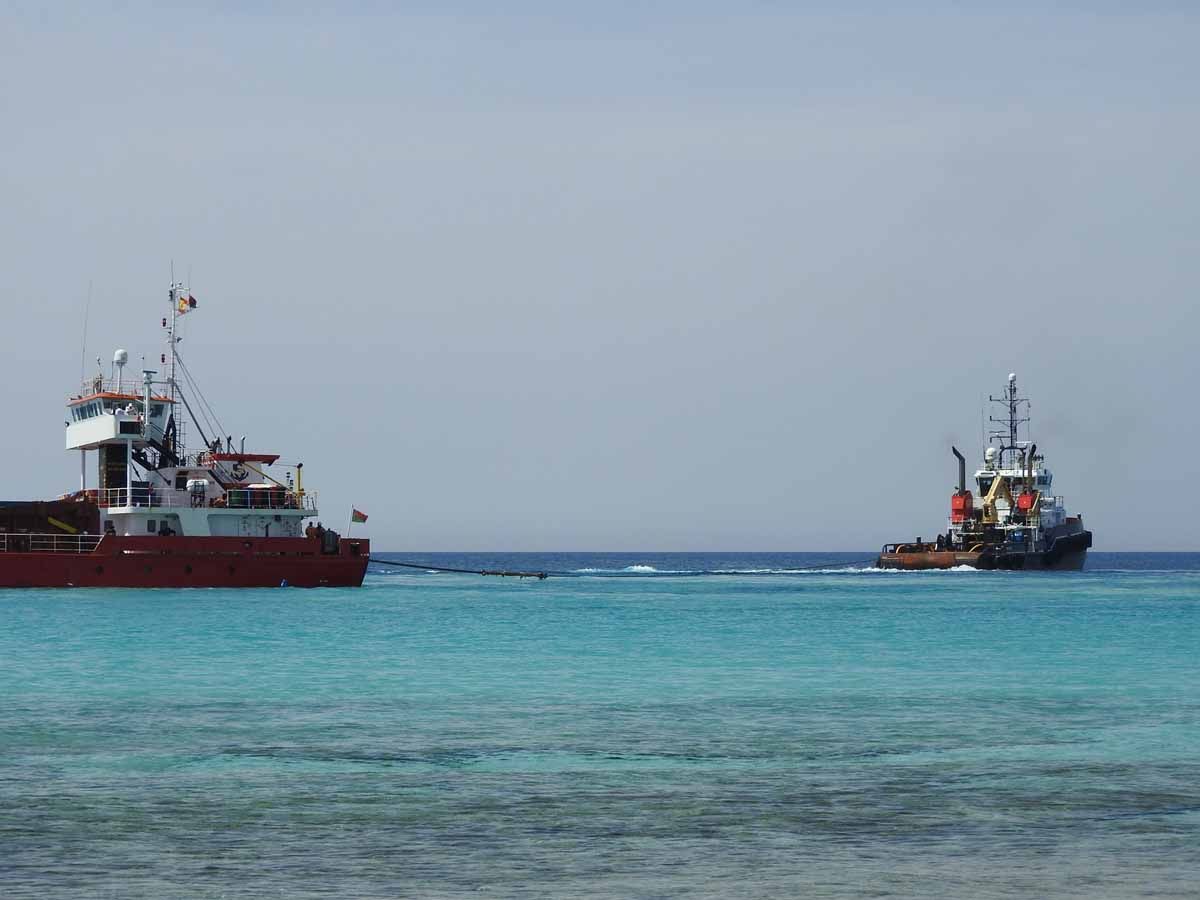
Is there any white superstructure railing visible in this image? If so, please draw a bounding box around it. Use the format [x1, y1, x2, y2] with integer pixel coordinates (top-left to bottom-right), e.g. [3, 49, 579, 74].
[97, 486, 317, 512]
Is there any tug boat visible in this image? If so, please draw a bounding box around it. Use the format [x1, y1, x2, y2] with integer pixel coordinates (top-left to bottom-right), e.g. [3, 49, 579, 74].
[0, 283, 368, 588]
[878, 374, 1092, 571]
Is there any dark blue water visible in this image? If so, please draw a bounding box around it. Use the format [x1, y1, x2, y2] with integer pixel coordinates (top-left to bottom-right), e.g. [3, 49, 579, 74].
[2, 553, 1198, 898]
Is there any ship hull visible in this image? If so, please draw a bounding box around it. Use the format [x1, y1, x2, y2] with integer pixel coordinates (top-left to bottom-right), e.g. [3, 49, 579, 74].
[877, 530, 1092, 571]
[0, 535, 369, 588]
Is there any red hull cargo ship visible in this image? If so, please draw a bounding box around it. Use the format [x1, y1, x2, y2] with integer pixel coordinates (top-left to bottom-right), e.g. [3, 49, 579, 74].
[0, 283, 368, 588]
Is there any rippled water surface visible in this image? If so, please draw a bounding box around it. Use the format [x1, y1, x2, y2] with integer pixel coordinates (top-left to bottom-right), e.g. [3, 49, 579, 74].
[2, 553, 1198, 898]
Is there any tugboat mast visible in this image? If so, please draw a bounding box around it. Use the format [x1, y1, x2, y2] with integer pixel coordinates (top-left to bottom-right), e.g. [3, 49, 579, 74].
[988, 372, 1030, 469]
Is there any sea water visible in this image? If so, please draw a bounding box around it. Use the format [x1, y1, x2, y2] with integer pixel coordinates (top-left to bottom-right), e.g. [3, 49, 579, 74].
[1, 552, 1197, 898]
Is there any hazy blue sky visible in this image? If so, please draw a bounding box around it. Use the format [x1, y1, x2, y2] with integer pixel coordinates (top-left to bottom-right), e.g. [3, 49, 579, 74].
[2, 3, 1197, 549]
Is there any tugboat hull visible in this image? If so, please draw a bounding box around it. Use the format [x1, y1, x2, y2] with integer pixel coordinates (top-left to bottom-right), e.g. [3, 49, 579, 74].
[877, 530, 1092, 571]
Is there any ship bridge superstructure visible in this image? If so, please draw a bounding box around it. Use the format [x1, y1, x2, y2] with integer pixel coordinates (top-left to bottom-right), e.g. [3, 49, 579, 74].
[65, 285, 319, 540]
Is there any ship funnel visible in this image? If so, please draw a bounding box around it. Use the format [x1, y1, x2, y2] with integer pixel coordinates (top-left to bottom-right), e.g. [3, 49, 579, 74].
[952, 446, 966, 493]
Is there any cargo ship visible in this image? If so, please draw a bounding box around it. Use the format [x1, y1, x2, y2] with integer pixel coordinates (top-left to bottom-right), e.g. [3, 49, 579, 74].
[877, 374, 1092, 570]
[0, 283, 368, 588]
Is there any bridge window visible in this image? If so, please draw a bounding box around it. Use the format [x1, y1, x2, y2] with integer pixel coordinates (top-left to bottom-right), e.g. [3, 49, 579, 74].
[146, 519, 157, 533]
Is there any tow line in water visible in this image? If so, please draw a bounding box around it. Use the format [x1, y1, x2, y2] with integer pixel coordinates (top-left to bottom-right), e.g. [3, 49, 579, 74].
[369, 558, 549, 579]
[367, 558, 877, 580]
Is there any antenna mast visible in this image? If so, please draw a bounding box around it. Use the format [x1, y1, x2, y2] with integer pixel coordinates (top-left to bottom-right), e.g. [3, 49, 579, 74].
[988, 373, 1030, 469]
[79, 280, 92, 385]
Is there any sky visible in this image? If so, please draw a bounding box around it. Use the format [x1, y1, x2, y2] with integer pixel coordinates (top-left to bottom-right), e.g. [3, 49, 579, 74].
[1, 2, 1197, 550]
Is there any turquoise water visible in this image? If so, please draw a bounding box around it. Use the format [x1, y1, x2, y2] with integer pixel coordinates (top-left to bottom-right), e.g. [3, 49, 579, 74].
[2, 553, 1198, 898]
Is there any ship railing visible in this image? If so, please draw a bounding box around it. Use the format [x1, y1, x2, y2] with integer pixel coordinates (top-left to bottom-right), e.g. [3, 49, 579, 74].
[97, 486, 317, 512]
[0, 533, 104, 554]
[73, 377, 175, 401]
[221, 489, 318, 512]
[74, 377, 137, 399]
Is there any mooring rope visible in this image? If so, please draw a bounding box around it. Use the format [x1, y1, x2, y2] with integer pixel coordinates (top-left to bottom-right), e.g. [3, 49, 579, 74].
[368, 557, 878, 580]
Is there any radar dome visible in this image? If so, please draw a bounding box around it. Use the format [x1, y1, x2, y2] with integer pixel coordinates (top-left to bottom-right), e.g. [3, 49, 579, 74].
[113, 349, 129, 367]
[1008, 372, 1016, 382]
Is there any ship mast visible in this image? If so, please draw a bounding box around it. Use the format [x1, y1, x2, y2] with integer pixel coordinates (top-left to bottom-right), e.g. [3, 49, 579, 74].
[163, 280, 201, 462]
[167, 281, 180, 406]
[988, 373, 1030, 469]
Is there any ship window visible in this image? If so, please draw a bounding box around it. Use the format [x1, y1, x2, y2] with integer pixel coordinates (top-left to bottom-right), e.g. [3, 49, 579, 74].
[150, 403, 164, 419]
[978, 477, 994, 495]
[147, 519, 157, 533]
[175, 472, 190, 490]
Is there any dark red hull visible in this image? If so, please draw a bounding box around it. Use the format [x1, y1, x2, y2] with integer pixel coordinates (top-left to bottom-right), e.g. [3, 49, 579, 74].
[0, 535, 369, 588]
